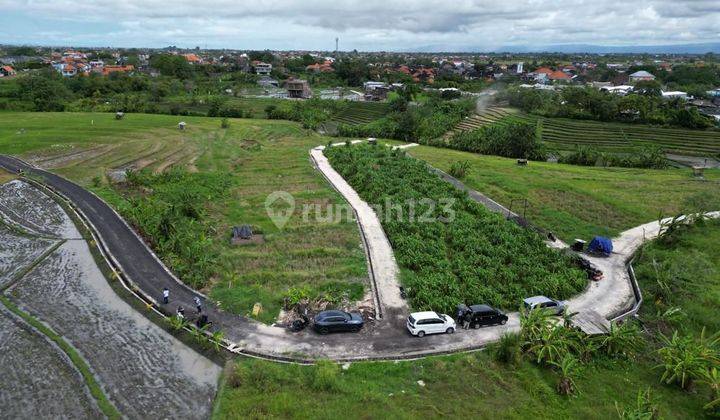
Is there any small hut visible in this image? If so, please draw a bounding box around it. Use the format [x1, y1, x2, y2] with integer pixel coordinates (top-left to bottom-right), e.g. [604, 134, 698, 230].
[115, 112, 124, 120]
[178, 121, 186, 130]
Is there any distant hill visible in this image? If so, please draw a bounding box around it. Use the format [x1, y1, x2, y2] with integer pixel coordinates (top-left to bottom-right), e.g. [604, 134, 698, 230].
[491, 43, 720, 54]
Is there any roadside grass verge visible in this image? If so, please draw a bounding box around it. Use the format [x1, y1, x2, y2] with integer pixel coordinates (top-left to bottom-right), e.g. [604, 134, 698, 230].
[403, 143, 720, 242]
[213, 349, 708, 419]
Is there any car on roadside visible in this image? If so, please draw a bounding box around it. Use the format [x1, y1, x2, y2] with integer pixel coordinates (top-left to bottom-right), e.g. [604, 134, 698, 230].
[406, 311, 456, 337]
[523, 296, 567, 315]
[456, 304, 508, 328]
[313, 310, 364, 334]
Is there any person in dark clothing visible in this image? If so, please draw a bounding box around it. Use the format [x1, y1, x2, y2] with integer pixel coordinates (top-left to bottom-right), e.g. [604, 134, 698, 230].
[162, 288, 170, 305]
[196, 314, 209, 328]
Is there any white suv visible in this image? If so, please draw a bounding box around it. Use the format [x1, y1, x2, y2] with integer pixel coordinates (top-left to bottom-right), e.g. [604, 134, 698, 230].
[406, 311, 456, 337]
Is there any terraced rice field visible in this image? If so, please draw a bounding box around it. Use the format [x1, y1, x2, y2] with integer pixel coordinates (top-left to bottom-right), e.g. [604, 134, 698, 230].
[448, 107, 720, 157]
[0, 178, 221, 419]
[330, 101, 389, 126]
[0, 306, 101, 419]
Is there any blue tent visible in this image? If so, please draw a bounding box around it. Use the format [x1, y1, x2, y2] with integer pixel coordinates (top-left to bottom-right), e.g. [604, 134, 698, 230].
[587, 236, 613, 255]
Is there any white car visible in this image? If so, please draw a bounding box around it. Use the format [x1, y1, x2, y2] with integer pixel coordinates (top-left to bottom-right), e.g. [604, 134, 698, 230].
[406, 311, 456, 337]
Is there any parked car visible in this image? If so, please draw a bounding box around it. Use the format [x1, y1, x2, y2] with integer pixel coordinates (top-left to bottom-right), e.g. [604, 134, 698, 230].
[523, 296, 567, 315]
[456, 304, 508, 328]
[313, 310, 364, 334]
[406, 311, 456, 337]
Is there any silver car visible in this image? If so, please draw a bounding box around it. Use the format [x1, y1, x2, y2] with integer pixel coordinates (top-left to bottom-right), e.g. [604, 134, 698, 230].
[523, 296, 567, 315]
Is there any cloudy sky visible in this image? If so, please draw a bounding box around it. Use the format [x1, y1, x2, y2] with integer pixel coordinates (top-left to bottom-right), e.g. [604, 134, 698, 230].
[1, 0, 718, 51]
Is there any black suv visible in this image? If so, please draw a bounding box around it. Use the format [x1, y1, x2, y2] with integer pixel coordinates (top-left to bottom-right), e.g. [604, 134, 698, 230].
[313, 310, 364, 334]
[456, 304, 508, 328]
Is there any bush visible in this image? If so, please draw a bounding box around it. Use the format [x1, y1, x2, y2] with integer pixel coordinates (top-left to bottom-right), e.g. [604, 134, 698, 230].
[221, 118, 230, 129]
[449, 121, 547, 160]
[448, 160, 471, 179]
[494, 332, 523, 365]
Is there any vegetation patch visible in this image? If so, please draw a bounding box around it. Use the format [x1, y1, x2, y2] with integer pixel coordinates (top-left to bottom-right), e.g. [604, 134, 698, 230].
[325, 144, 586, 312]
[405, 144, 720, 242]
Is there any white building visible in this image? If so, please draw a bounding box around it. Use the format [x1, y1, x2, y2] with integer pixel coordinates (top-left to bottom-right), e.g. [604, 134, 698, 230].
[254, 62, 272, 75]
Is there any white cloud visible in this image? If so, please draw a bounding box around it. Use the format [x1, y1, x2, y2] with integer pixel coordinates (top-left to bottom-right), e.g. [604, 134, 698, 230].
[0, 0, 718, 49]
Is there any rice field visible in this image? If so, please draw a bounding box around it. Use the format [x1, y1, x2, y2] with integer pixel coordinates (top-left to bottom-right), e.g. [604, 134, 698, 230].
[448, 107, 720, 157]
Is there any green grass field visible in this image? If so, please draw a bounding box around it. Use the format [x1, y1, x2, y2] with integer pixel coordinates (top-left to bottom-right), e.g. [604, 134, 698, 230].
[0, 112, 368, 323]
[451, 106, 720, 157]
[213, 221, 720, 420]
[402, 143, 720, 242]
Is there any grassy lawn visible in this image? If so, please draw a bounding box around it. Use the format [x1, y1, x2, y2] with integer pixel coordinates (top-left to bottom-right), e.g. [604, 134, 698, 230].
[635, 218, 720, 335]
[215, 221, 720, 420]
[214, 344, 707, 419]
[403, 144, 720, 242]
[0, 112, 368, 323]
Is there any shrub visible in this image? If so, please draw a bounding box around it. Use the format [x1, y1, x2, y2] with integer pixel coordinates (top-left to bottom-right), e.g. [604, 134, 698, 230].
[448, 160, 471, 179]
[596, 321, 644, 358]
[494, 332, 523, 365]
[615, 388, 660, 419]
[221, 118, 230, 129]
[656, 328, 719, 390]
[449, 121, 547, 160]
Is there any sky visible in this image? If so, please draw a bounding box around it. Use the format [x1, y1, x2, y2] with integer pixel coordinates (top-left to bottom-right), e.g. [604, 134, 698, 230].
[0, 0, 719, 51]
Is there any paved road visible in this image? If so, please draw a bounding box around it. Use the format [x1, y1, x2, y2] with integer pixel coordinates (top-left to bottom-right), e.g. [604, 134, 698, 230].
[0, 153, 649, 362]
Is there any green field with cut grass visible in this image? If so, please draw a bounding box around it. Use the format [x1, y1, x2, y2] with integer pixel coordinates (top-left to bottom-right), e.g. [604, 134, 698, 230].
[0, 111, 368, 323]
[451, 106, 720, 157]
[402, 143, 720, 242]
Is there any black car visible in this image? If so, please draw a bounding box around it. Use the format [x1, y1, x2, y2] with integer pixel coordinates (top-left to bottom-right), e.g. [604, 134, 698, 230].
[313, 310, 364, 334]
[457, 304, 508, 328]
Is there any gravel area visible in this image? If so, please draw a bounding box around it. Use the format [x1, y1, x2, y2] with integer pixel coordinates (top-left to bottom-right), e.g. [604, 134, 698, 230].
[0, 180, 79, 238]
[0, 225, 56, 288]
[9, 240, 221, 420]
[0, 305, 100, 419]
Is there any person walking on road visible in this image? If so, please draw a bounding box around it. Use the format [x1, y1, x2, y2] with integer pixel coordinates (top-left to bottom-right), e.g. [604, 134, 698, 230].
[194, 296, 202, 313]
[177, 306, 185, 320]
[162, 287, 170, 305]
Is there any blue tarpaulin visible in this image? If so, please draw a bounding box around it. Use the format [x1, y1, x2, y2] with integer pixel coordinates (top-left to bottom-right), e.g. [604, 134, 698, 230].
[588, 236, 613, 255]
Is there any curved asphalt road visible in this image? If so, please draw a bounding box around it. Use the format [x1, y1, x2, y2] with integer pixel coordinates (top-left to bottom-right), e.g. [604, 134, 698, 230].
[1, 153, 658, 362]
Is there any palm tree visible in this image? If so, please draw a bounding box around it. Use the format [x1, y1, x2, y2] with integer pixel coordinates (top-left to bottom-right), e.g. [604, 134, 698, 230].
[551, 354, 580, 396]
[529, 325, 571, 366]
